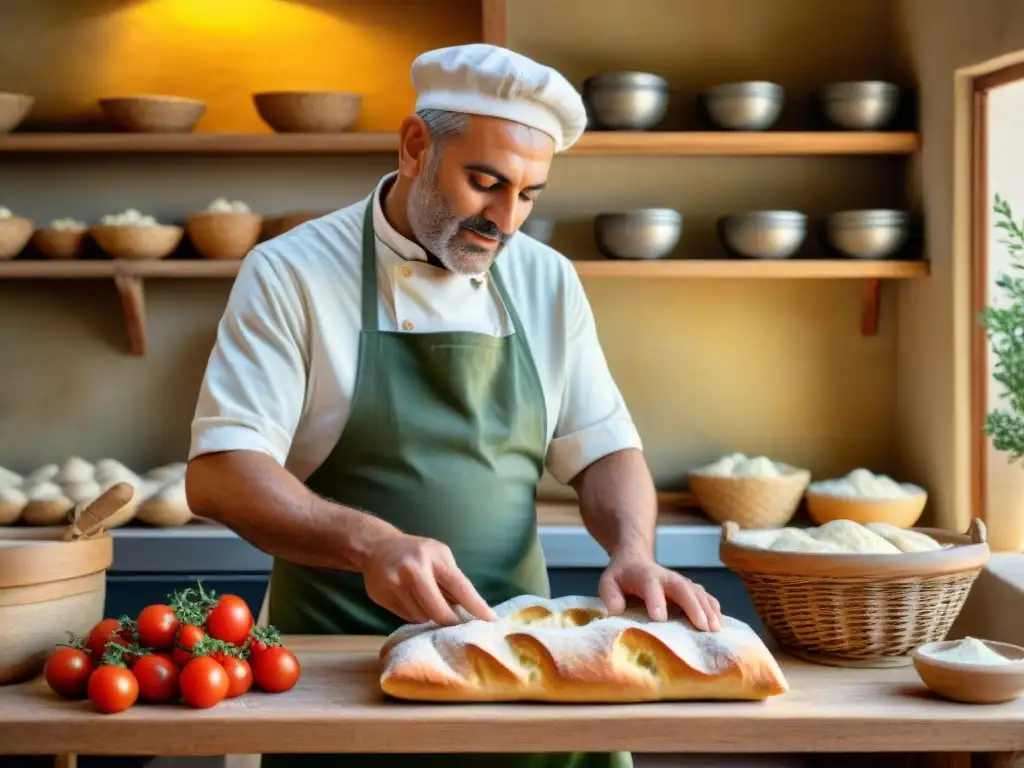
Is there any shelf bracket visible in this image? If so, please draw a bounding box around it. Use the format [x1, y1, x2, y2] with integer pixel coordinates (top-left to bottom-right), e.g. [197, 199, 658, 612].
[860, 278, 881, 336]
[113, 274, 147, 356]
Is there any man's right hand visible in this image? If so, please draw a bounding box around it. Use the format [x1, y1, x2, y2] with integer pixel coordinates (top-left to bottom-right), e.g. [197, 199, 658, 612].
[362, 532, 497, 626]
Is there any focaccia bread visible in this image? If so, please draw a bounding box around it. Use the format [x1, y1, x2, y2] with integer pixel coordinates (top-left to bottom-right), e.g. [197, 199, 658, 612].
[379, 594, 789, 703]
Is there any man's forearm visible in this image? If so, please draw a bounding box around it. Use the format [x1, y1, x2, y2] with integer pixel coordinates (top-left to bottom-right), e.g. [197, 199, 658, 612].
[185, 450, 400, 572]
[569, 448, 657, 558]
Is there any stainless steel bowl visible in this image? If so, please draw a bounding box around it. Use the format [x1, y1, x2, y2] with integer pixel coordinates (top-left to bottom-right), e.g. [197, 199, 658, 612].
[704, 81, 784, 131]
[719, 211, 807, 259]
[820, 81, 900, 130]
[825, 209, 909, 259]
[519, 214, 555, 243]
[583, 72, 670, 130]
[594, 209, 683, 260]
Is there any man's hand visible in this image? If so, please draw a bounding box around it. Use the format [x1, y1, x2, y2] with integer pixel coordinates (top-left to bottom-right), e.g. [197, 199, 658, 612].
[362, 532, 498, 627]
[599, 550, 723, 632]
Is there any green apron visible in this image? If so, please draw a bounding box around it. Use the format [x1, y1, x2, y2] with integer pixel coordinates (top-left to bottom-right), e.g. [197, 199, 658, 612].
[262, 200, 632, 768]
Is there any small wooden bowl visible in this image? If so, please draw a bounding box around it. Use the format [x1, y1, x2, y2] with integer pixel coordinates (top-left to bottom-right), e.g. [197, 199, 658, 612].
[913, 640, 1024, 703]
[90, 224, 183, 260]
[253, 91, 362, 133]
[0, 217, 34, 259]
[30, 227, 89, 260]
[0, 92, 34, 133]
[263, 210, 328, 240]
[806, 487, 927, 528]
[99, 96, 205, 133]
[186, 211, 264, 260]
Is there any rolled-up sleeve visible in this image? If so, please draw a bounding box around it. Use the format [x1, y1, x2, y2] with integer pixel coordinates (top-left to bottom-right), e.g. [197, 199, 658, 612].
[545, 270, 643, 484]
[189, 249, 309, 465]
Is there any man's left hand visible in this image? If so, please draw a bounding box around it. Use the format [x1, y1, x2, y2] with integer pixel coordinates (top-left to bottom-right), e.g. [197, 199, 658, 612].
[599, 550, 723, 632]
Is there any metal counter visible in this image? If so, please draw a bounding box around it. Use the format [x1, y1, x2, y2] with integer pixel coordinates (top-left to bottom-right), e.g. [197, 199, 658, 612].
[108, 521, 725, 573]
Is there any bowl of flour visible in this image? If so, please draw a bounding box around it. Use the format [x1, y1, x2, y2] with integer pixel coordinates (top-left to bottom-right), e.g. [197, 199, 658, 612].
[913, 637, 1024, 703]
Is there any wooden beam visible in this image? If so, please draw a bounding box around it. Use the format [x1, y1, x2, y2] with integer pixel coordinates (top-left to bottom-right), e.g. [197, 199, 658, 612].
[481, 0, 508, 46]
[113, 274, 146, 356]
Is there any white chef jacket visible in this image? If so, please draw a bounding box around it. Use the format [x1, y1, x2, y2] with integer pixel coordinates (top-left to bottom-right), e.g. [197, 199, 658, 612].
[189, 173, 642, 486]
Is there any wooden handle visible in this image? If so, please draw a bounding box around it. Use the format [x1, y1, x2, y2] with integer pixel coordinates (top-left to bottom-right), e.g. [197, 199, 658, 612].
[64, 482, 135, 540]
[968, 517, 987, 545]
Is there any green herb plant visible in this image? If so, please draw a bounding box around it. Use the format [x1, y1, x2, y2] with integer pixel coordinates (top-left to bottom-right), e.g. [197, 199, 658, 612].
[981, 194, 1024, 460]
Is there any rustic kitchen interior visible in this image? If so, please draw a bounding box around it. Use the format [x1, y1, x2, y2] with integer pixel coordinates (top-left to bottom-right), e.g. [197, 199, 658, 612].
[2, 0, 1024, 766]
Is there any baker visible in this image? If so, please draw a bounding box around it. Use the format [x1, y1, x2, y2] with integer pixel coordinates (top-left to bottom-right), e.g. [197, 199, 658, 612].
[185, 43, 723, 768]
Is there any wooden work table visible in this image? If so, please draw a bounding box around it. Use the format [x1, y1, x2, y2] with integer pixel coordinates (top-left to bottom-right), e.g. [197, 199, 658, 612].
[0, 636, 1021, 760]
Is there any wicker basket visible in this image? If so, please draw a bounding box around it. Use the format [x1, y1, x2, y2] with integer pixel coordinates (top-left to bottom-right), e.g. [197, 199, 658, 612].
[0, 92, 34, 133]
[689, 464, 810, 528]
[719, 518, 990, 668]
[90, 224, 183, 260]
[30, 227, 89, 260]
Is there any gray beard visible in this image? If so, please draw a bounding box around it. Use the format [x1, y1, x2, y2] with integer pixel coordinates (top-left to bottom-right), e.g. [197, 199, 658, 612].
[406, 171, 496, 275]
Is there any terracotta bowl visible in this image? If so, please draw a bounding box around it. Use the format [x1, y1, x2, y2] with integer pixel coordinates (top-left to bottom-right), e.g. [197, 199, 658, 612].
[262, 211, 328, 240]
[31, 227, 89, 260]
[805, 487, 927, 528]
[186, 211, 264, 260]
[913, 639, 1024, 704]
[253, 91, 361, 133]
[90, 224, 184, 260]
[0, 93, 34, 133]
[99, 96, 206, 133]
[0, 217, 35, 259]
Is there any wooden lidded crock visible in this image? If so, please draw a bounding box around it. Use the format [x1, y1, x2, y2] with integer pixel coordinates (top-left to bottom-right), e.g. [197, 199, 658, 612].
[0, 483, 132, 684]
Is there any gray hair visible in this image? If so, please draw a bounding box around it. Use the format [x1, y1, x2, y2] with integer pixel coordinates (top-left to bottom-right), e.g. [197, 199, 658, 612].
[417, 109, 469, 175]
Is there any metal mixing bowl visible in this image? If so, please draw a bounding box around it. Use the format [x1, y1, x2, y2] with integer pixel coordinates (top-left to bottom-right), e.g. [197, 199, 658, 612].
[819, 81, 900, 130]
[583, 72, 670, 130]
[594, 209, 683, 260]
[719, 211, 808, 259]
[519, 214, 555, 243]
[704, 81, 784, 131]
[824, 209, 909, 259]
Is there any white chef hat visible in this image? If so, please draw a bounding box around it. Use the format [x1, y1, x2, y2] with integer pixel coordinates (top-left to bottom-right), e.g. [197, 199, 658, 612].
[411, 44, 587, 153]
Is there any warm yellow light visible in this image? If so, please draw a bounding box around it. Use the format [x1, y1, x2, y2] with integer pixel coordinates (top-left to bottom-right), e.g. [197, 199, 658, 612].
[132, 0, 333, 34]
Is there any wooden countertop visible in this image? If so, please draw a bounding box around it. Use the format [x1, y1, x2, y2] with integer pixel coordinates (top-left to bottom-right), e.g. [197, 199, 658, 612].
[1, 636, 1022, 757]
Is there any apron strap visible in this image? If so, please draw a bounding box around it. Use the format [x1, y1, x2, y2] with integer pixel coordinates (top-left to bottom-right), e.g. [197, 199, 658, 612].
[361, 195, 527, 339]
[360, 199, 380, 332]
[487, 261, 526, 338]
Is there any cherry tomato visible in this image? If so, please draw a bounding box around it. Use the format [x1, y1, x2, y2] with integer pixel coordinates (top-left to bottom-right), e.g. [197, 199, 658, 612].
[44, 647, 93, 699]
[88, 665, 139, 714]
[205, 595, 254, 646]
[221, 657, 252, 698]
[180, 656, 229, 709]
[133, 654, 180, 703]
[252, 646, 300, 693]
[173, 624, 205, 667]
[86, 618, 123, 660]
[136, 605, 180, 650]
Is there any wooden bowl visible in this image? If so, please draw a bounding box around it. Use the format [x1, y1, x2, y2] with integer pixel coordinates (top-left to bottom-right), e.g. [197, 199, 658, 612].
[0, 530, 112, 684]
[30, 227, 89, 260]
[913, 639, 1024, 703]
[186, 211, 264, 260]
[90, 224, 183, 260]
[0, 92, 34, 133]
[253, 91, 362, 133]
[99, 95, 205, 133]
[263, 210, 328, 240]
[0, 217, 35, 259]
[805, 487, 927, 528]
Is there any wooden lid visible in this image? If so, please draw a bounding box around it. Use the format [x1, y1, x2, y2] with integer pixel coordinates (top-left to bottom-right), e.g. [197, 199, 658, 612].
[719, 518, 990, 579]
[0, 483, 131, 588]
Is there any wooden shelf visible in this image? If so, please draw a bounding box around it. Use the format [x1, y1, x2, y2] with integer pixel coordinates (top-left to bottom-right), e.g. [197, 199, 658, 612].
[0, 257, 928, 280]
[0, 131, 920, 157]
[0, 258, 927, 353]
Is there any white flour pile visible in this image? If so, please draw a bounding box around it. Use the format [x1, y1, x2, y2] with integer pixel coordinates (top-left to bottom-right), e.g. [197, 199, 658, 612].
[924, 637, 1014, 666]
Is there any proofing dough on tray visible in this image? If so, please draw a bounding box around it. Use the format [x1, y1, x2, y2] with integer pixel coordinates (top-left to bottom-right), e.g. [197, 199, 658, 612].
[379, 594, 789, 703]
